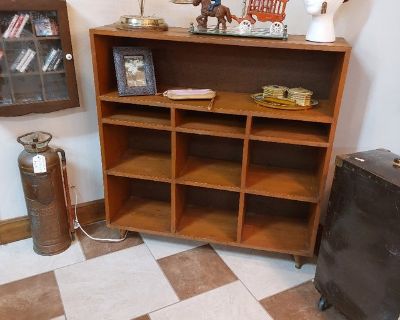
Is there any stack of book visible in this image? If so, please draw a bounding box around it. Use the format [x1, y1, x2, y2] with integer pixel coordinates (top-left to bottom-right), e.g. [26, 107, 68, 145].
[10, 48, 37, 73]
[262, 85, 288, 99]
[42, 48, 63, 72]
[33, 14, 59, 37]
[287, 87, 313, 107]
[2, 14, 30, 39]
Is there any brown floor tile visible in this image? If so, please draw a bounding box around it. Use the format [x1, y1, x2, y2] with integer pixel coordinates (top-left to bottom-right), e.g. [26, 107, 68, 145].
[131, 315, 151, 320]
[77, 220, 143, 259]
[158, 244, 237, 300]
[0, 272, 64, 320]
[260, 281, 347, 320]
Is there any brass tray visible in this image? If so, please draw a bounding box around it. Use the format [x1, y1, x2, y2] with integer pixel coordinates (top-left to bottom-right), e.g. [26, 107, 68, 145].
[251, 93, 318, 110]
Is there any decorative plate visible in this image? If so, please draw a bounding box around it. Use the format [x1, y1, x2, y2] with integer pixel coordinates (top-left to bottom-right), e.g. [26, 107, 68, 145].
[251, 93, 318, 110]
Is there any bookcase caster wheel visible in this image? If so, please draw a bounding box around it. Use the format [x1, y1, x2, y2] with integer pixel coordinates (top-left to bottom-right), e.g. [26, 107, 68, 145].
[293, 255, 302, 269]
[318, 296, 330, 311]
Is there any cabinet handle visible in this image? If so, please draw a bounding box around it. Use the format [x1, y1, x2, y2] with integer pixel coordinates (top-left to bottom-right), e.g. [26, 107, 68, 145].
[65, 53, 73, 61]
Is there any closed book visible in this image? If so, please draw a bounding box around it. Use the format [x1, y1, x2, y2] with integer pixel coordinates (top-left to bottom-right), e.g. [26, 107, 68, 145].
[48, 49, 61, 71]
[19, 50, 36, 73]
[10, 49, 27, 71]
[52, 54, 63, 71]
[14, 14, 30, 38]
[50, 19, 59, 36]
[34, 16, 52, 36]
[42, 48, 57, 72]
[16, 49, 33, 72]
[10, 14, 25, 38]
[3, 15, 19, 39]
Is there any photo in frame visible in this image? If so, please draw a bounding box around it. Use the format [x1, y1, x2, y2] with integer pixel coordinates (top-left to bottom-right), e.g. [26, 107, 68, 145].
[113, 47, 156, 96]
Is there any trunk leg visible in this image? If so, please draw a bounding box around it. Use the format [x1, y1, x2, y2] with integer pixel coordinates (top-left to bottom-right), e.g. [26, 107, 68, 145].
[293, 255, 302, 269]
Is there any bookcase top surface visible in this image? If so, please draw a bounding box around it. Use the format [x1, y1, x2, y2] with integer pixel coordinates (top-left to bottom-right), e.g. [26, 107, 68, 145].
[90, 25, 351, 53]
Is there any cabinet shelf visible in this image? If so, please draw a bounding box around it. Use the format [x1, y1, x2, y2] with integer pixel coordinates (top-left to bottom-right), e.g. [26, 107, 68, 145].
[177, 156, 242, 191]
[246, 165, 319, 203]
[250, 118, 330, 147]
[177, 205, 237, 243]
[100, 90, 334, 124]
[111, 196, 171, 233]
[176, 109, 246, 139]
[10, 70, 65, 77]
[107, 150, 171, 182]
[3, 36, 61, 42]
[102, 108, 171, 130]
[241, 214, 310, 254]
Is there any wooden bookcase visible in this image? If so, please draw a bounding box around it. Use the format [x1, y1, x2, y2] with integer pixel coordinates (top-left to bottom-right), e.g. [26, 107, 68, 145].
[90, 26, 351, 267]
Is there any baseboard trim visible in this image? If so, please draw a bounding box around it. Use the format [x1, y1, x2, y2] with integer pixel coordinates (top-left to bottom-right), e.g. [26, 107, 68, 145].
[0, 199, 105, 245]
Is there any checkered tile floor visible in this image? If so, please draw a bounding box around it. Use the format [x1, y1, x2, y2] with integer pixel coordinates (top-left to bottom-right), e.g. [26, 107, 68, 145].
[0, 221, 346, 320]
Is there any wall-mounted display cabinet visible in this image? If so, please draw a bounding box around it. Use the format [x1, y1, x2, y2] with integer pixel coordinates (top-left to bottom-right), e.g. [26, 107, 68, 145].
[90, 26, 351, 268]
[0, 0, 79, 117]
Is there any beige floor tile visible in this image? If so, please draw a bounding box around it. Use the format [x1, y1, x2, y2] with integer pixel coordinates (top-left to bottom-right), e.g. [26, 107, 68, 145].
[0, 238, 85, 285]
[55, 244, 178, 320]
[77, 220, 143, 259]
[150, 281, 272, 320]
[0, 271, 64, 320]
[141, 234, 204, 260]
[158, 244, 237, 300]
[260, 281, 346, 320]
[213, 245, 316, 300]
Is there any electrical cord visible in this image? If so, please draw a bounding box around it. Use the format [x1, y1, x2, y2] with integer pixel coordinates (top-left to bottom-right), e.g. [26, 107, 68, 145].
[71, 186, 128, 243]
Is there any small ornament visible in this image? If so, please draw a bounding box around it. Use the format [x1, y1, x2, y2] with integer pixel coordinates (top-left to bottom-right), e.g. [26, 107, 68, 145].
[193, 0, 233, 30]
[115, 0, 168, 31]
[287, 87, 313, 107]
[232, 0, 289, 36]
[304, 0, 349, 43]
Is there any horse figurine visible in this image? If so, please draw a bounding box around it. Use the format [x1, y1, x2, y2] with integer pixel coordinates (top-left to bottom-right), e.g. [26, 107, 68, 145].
[193, 0, 232, 30]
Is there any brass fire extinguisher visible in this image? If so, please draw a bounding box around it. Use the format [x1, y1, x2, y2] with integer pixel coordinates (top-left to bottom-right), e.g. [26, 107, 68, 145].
[17, 132, 74, 255]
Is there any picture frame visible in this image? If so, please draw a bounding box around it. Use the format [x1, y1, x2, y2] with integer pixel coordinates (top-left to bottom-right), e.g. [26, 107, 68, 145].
[113, 47, 156, 96]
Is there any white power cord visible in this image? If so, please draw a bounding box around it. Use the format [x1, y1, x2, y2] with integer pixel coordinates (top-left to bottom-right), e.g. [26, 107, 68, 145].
[71, 186, 128, 243]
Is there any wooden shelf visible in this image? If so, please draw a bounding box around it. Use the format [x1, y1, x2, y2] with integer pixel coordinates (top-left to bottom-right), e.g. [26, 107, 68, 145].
[107, 150, 171, 182]
[100, 91, 334, 124]
[10, 70, 65, 77]
[111, 196, 171, 233]
[176, 111, 246, 139]
[92, 26, 351, 261]
[177, 156, 242, 191]
[246, 165, 319, 203]
[241, 214, 310, 254]
[251, 119, 330, 147]
[91, 25, 351, 53]
[177, 205, 237, 242]
[3, 36, 61, 42]
[102, 109, 171, 130]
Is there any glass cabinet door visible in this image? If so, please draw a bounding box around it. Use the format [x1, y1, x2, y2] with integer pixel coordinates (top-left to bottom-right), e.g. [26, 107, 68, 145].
[0, 1, 79, 116]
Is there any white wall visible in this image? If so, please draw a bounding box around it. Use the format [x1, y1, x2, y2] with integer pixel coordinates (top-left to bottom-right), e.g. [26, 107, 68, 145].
[0, 0, 398, 220]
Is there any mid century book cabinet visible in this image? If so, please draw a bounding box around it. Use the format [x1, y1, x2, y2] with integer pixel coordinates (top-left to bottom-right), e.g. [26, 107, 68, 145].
[90, 26, 351, 267]
[0, 0, 79, 117]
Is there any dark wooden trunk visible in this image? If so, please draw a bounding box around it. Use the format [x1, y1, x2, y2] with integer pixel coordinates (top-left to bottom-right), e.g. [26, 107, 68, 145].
[315, 149, 400, 320]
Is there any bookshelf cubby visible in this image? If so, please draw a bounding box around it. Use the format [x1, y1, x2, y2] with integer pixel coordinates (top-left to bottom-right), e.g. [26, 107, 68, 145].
[90, 26, 351, 267]
[0, 0, 79, 116]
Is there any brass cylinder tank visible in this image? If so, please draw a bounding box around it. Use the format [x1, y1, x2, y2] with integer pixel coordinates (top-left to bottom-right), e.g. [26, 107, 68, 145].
[17, 132, 73, 255]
